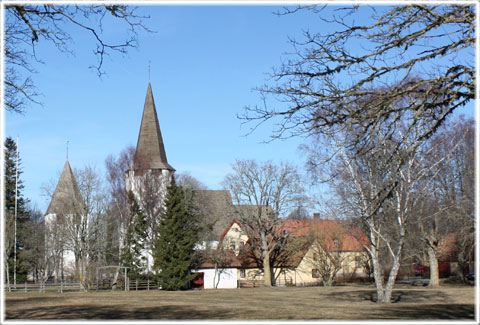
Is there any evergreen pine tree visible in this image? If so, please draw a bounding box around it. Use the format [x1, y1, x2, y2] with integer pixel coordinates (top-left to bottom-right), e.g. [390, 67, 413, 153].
[153, 181, 199, 290]
[120, 191, 148, 278]
[4, 137, 30, 282]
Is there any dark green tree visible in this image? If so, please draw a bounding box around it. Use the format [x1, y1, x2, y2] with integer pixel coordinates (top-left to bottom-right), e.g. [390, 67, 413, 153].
[153, 182, 200, 290]
[120, 191, 149, 279]
[4, 137, 30, 283]
[19, 208, 45, 283]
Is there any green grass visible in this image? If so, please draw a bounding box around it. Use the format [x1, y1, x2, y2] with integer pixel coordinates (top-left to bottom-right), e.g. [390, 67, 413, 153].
[4, 284, 476, 320]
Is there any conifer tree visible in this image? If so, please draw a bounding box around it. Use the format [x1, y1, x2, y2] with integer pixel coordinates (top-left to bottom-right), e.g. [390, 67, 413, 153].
[4, 137, 30, 282]
[153, 181, 199, 290]
[120, 191, 148, 278]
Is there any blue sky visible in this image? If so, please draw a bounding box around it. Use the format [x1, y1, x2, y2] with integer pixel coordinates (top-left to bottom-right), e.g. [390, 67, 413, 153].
[4, 5, 476, 213]
[5, 6, 322, 212]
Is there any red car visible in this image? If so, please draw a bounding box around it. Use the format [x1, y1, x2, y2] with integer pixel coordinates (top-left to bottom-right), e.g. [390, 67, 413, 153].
[414, 263, 451, 278]
[415, 264, 428, 277]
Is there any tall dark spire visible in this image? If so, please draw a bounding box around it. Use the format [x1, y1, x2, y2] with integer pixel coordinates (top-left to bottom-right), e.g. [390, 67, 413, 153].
[133, 83, 174, 171]
[46, 160, 83, 215]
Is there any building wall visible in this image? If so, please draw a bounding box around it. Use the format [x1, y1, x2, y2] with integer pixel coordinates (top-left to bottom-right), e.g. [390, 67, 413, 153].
[126, 168, 174, 273]
[221, 222, 249, 255]
[192, 268, 238, 289]
[44, 212, 77, 279]
[236, 246, 368, 286]
[292, 244, 368, 284]
[125, 168, 173, 207]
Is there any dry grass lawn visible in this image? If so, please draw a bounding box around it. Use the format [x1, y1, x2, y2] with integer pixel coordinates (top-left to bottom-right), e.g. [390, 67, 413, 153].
[4, 284, 476, 321]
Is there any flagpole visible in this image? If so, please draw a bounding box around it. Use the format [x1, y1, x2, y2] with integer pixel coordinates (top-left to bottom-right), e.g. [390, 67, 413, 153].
[13, 136, 19, 288]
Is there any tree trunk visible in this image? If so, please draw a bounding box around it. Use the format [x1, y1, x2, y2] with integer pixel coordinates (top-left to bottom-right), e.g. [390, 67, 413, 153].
[5, 260, 11, 292]
[112, 266, 120, 290]
[371, 253, 388, 303]
[324, 276, 334, 287]
[79, 257, 87, 291]
[377, 251, 403, 304]
[214, 263, 218, 289]
[427, 245, 440, 287]
[371, 249, 401, 304]
[263, 251, 272, 287]
[75, 256, 80, 281]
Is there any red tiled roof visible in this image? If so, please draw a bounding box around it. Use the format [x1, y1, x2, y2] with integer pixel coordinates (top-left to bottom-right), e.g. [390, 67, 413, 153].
[220, 217, 367, 253]
[196, 249, 242, 268]
[279, 219, 368, 252]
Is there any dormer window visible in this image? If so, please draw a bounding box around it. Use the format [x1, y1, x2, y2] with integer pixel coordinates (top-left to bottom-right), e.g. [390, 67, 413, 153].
[230, 243, 236, 250]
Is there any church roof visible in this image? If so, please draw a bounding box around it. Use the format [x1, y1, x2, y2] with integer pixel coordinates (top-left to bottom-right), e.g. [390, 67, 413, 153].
[133, 82, 174, 171]
[195, 190, 235, 239]
[46, 160, 84, 216]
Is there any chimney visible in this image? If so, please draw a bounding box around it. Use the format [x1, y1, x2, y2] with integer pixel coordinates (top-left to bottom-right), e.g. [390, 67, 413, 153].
[313, 213, 320, 220]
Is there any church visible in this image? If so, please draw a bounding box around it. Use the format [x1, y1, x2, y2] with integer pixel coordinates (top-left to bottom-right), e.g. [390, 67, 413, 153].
[123, 82, 235, 271]
[45, 82, 234, 278]
[44, 82, 369, 288]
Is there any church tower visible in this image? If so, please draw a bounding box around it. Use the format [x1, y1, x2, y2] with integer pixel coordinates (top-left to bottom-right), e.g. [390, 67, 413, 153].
[125, 83, 175, 272]
[45, 159, 84, 278]
[46, 160, 83, 219]
[126, 82, 175, 204]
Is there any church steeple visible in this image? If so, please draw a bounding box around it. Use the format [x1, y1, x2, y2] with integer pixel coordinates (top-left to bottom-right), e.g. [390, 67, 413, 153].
[133, 82, 174, 171]
[46, 160, 83, 216]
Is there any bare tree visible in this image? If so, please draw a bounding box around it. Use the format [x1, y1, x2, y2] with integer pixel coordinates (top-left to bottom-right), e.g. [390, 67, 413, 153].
[78, 165, 108, 289]
[105, 146, 135, 273]
[45, 164, 107, 290]
[409, 117, 475, 286]
[222, 160, 306, 286]
[40, 213, 65, 291]
[306, 110, 453, 302]
[176, 172, 208, 191]
[132, 172, 168, 273]
[4, 211, 15, 291]
[307, 225, 346, 287]
[242, 5, 474, 152]
[5, 5, 151, 113]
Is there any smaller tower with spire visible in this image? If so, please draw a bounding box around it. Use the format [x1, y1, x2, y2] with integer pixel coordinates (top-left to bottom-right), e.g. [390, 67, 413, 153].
[45, 160, 83, 218]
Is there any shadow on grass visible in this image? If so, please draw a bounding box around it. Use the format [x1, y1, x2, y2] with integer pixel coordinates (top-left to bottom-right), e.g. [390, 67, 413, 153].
[324, 289, 474, 320]
[5, 295, 64, 307]
[326, 289, 451, 304]
[6, 304, 235, 320]
[369, 304, 475, 320]
[7, 302, 474, 320]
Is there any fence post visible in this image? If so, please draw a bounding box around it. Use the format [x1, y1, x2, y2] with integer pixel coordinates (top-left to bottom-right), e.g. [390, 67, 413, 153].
[136, 280, 138, 291]
[24, 282, 27, 293]
[147, 279, 150, 291]
[60, 281, 63, 294]
[124, 268, 128, 292]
